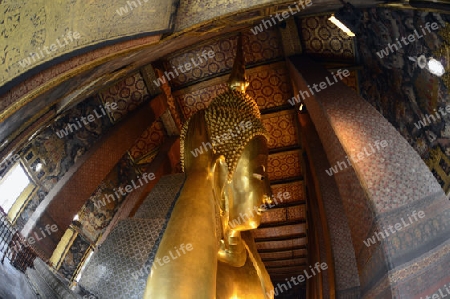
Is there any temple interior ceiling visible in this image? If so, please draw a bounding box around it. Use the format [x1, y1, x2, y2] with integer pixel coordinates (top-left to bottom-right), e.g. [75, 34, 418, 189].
[0, 14, 360, 288]
[1, 0, 450, 296]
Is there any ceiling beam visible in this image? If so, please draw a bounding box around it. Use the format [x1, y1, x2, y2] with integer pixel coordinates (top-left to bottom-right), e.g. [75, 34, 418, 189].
[257, 245, 307, 253]
[269, 176, 303, 185]
[260, 105, 294, 115]
[264, 201, 306, 210]
[254, 233, 306, 243]
[262, 255, 307, 262]
[258, 219, 306, 229]
[268, 145, 302, 155]
[266, 262, 307, 269]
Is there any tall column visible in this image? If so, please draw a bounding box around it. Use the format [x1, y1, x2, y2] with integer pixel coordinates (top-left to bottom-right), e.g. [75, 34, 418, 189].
[299, 112, 360, 298]
[288, 56, 450, 298]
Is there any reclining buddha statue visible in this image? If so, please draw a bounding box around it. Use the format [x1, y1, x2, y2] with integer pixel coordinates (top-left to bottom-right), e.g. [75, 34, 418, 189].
[143, 35, 275, 299]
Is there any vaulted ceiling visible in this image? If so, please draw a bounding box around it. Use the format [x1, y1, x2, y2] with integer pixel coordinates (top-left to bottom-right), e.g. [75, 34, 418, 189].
[6, 0, 449, 297]
[3, 18, 360, 291]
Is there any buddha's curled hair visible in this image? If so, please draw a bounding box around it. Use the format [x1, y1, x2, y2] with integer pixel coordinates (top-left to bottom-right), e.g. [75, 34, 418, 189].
[180, 89, 269, 180]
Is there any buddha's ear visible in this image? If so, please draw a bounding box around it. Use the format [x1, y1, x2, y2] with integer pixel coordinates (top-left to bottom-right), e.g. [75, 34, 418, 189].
[212, 155, 229, 208]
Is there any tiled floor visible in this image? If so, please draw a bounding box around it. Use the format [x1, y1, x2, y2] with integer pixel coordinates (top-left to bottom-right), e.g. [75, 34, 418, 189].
[0, 259, 37, 299]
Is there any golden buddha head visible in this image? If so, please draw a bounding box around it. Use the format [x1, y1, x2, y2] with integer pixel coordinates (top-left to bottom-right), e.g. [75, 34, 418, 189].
[180, 89, 272, 231]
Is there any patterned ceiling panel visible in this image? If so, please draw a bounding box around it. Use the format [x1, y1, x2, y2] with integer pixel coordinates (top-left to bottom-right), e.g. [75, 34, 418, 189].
[173, 62, 292, 121]
[287, 205, 306, 222]
[262, 110, 299, 150]
[166, 28, 284, 88]
[267, 150, 302, 181]
[174, 82, 229, 120]
[261, 208, 286, 224]
[264, 258, 308, 268]
[241, 29, 284, 66]
[270, 181, 305, 202]
[128, 120, 166, 162]
[259, 249, 308, 261]
[261, 206, 306, 224]
[173, 62, 293, 122]
[253, 224, 307, 239]
[298, 15, 355, 63]
[246, 62, 293, 110]
[255, 238, 307, 251]
[99, 72, 150, 124]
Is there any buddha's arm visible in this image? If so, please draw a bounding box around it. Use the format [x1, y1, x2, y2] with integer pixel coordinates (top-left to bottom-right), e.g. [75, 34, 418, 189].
[143, 171, 218, 299]
[242, 231, 275, 299]
[216, 233, 274, 299]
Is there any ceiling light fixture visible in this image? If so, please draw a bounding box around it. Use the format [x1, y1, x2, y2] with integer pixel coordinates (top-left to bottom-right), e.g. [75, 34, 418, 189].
[328, 14, 355, 37]
[409, 55, 446, 77]
[427, 58, 446, 77]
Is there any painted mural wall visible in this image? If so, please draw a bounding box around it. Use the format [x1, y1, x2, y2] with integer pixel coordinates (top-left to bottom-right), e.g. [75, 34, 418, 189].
[15, 95, 115, 232]
[15, 71, 163, 238]
[356, 8, 450, 194]
[58, 234, 90, 281]
[77, 154, 139, 243]
[0, 0, 177, 88]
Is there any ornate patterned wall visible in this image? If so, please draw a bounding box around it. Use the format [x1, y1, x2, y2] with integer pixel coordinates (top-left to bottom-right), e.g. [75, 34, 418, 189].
[14, 96, 114, 231]
[356, 8, 450, 194]
[14, 70, 156, 232]
[79, 174, 185, 298]
[77, 154, 139, 243]
[58, 234, 90, 281]
[289, 55, 450, 298]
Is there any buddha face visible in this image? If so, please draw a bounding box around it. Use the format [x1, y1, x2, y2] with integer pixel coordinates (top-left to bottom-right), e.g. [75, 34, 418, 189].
[224, 136, 271, 231]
